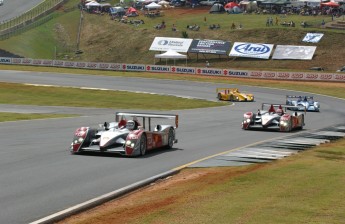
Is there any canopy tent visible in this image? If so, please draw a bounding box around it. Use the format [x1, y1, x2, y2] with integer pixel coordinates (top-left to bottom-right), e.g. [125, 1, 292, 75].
[86, 1, 101, 7]
[154, 49, 187, 65]
[225, 2, 240, 9]
[239, 1, 258, 12]
[321, 1, 340, 7]
[158, 0, 170, 5]
[260, 0, 290, 5]
[126, 7, 139, 16]
[210, 3, 226, 13]
[100, 3, 112, 7]
[145, 2, 162, 9]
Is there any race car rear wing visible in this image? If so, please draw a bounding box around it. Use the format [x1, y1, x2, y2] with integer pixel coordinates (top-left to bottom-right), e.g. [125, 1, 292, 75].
[216, 88, 238, 93]
[286, 95, 314, 100]
[115, 112, 179, 130]
[261, 103, 306, 113]
[216, 88, 251, 94]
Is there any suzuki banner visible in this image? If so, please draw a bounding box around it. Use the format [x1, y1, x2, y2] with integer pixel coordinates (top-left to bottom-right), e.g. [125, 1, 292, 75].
[229, 42, 273, 59]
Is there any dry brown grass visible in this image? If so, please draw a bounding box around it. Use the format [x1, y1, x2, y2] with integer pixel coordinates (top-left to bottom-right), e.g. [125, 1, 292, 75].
[77, 8, 345, 71]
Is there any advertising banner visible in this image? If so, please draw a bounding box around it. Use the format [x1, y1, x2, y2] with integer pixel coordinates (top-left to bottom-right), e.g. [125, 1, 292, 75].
[0, 57, 12, 64]
[229, 42, 274, 59]
[188, 40, 230, 55]
[122, 64, 146, 72]
[170, 66, 196, 74]
[223, 69, 249, 77]
[149, 37, 193, 53]
[302, 33, 324, 43]
[146, 65, 171, 73]
[196, 67, 223, 76]
[272, 45, 316, 60]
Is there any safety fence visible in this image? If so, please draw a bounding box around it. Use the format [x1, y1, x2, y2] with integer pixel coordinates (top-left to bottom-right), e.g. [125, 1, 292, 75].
[0, 0, 68, 40]
[1, 57, 345, 82]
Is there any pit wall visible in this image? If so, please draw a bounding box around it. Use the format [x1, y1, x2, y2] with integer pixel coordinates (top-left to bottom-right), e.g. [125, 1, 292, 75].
[1, 57, 344, 82]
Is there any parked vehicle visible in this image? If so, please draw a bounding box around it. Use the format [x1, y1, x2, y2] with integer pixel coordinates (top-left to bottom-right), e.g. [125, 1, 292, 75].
[170, 0, 186, 7]
[336, 66, 345, 72]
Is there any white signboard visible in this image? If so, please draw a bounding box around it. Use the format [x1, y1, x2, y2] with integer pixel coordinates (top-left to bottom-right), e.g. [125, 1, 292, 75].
[149, 37, 193, 53]
[272, 45, 316, 60]
[302, 33, 324, 43]
[229, 42, 274, 59]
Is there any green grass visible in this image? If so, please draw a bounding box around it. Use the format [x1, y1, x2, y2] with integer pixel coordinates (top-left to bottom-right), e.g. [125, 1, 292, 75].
[145, 140, 345, 224]
[0, 112, 75, 122]
[61, 138, 345, 224]
[0, 82, 226, 110]
[0, 64, 344, 100]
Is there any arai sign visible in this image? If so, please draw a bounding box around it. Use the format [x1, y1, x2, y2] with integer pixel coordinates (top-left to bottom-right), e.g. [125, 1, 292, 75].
[229, 42, 273, 59]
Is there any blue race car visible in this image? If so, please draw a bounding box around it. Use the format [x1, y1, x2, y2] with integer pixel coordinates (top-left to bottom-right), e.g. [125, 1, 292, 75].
[286, 95, 320, 112]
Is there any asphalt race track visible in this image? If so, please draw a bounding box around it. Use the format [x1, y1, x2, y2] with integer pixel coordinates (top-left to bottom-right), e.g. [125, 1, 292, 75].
[0, 70, 344, 224]
[0, 0, 45, 22]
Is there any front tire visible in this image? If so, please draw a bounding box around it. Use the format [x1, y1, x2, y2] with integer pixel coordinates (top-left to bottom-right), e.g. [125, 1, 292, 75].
[217, 93, 222, 100]
[288, 118, 293, 132]
[139, 135, 147, 156]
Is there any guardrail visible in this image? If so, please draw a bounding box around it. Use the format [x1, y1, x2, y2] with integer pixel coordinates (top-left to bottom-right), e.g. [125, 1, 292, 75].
[0, 0, 68, 40]
[1, 57, 345, 82]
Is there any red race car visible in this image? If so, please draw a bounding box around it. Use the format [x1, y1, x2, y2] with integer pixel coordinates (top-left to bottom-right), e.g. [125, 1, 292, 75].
[70, 112, 178, 156]
[242, 104, 305, 132]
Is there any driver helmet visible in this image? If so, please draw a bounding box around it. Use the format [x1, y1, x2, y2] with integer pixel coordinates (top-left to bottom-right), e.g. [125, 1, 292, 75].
[126, 120, 136, 130]
[276, 109, 283, 116]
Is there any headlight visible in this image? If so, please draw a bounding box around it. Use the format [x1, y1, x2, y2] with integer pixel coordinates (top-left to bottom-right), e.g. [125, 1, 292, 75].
[125, 140, 135, 148]
[78, 137, 84, 143]
[246, 119, 250, 123]
[280, 121, 288, 126]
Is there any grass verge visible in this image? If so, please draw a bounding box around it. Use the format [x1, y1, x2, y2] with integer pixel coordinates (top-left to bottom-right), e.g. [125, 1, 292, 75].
[59, 138, 345, 224]
[1, 64, 344, 99]
[0, 82, 226, 110]
[0, 112, 75, 122]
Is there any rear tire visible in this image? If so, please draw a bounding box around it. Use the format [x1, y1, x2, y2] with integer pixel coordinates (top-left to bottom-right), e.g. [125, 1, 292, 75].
[139, 135, 147, 156]
[299, 115, 304, 130]
[167, 128, 174, 149]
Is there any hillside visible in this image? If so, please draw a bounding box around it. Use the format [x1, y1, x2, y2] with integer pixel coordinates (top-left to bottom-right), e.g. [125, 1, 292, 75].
[1, 5, 344, 72]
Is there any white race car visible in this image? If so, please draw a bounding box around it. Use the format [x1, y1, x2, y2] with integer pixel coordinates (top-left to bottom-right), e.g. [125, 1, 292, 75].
[242, 104, 305, 132]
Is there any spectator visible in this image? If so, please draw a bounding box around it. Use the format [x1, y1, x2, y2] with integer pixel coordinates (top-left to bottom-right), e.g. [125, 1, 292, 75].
[206, 61, 210, 68]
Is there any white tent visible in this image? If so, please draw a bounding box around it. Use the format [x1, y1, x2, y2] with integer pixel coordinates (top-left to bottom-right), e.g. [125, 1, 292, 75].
[154, 49, 187, 65]
[145, 2, 162, 9]
[86, 1, 101, 7]
[158, 0, 170, 5]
